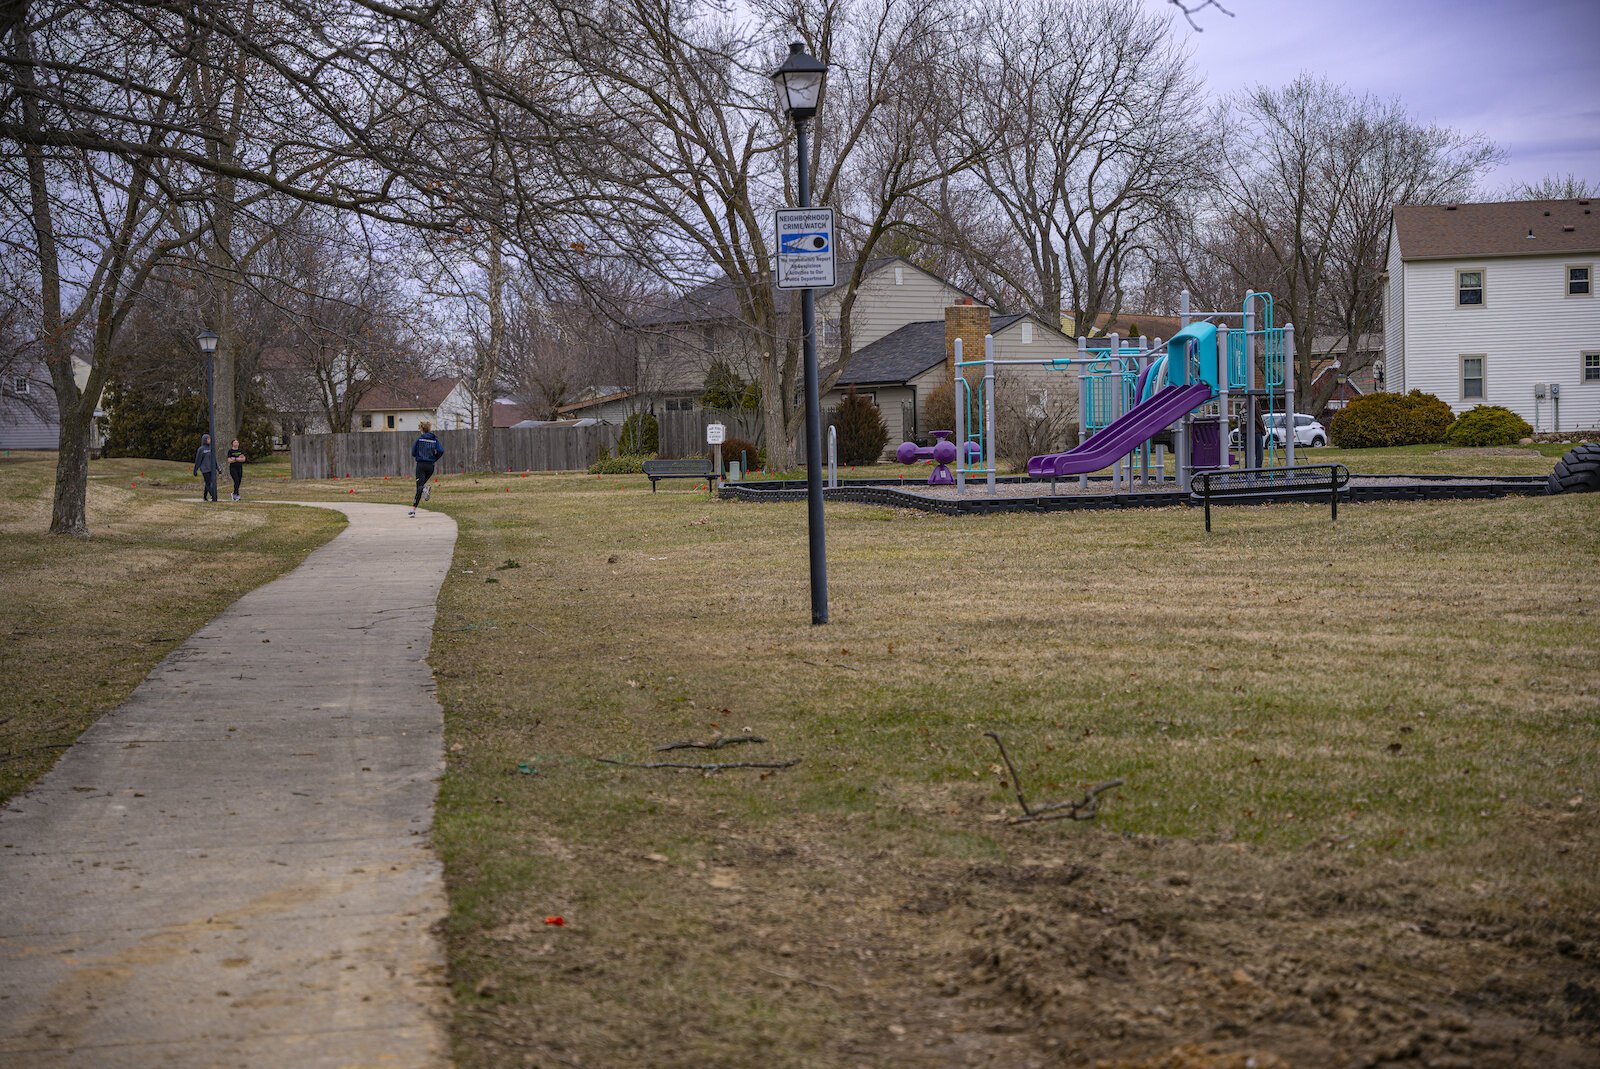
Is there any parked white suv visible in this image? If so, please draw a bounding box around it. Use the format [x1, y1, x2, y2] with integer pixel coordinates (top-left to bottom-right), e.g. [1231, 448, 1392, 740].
[1269, 413, 1327, 448]
[1230, 414, 1329, 449]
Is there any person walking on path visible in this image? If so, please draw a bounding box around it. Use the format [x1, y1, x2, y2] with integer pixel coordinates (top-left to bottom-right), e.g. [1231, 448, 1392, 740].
[193, 433, 219, 502]
[410, 421, 443, 517]
[227, 439, 248, 500]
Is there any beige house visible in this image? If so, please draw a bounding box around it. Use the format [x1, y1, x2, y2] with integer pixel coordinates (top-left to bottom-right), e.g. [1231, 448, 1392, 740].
[823, 300, 1078, 456]
[565, 257, 982, 420]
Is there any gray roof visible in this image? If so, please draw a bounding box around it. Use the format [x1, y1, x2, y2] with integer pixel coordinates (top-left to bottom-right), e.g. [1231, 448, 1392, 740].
[1393, 199, 1599, 260]
[833, 314, 1027, 386]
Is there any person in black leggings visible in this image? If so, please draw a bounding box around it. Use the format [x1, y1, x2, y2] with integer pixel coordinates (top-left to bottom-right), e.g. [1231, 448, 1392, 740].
[409, 421, 444, 517]
[226, 439, 247, 500]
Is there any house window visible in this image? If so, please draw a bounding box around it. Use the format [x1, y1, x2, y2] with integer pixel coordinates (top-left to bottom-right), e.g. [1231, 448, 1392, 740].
[1020, 322, 1034, 344]
[1584, 352, 1600, 382]
[818, 319, 840, 347]
[386, 414, 395, 429]
[360, 414, 373, 429]
[11, 376, 28, 395]
[894, 267, 904, 286]
[1569, 265, 1592, 296]
[1460, 355, 1486, 401]
[665, 397, 694, 412]
[1456, 269, 1484, 306]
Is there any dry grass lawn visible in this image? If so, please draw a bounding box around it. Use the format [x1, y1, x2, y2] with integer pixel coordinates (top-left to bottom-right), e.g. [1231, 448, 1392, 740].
[0, 453, 344, 801]
[371, 455, 1598, 1069]
[5, 446, 1595, 1067]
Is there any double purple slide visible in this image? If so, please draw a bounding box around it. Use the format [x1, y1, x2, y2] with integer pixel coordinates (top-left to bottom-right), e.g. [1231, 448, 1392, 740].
[1026, 383, 1213, 479]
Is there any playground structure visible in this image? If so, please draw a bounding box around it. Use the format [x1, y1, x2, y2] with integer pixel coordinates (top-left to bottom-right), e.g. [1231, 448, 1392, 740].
[935, 290, 1298, 495]
[894, 430, 980, 485]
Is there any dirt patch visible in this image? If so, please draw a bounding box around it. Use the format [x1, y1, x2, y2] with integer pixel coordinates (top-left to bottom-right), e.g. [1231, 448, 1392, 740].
[1432, 447, 1542, 457]
[455, 799, 1600, 1069]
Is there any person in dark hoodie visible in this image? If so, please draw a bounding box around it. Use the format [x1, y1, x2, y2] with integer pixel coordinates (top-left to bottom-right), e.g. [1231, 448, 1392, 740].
[410, 421, 443, 517]
[193, 433, 219, 502]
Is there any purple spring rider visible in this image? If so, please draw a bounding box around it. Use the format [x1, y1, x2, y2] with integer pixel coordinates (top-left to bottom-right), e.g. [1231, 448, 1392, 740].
[895, 430, 980, 485]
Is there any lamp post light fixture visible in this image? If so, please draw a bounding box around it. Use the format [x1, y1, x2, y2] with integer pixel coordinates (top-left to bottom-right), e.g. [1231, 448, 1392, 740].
[771, 40, 830, 625]
[197, 329, 219, 451]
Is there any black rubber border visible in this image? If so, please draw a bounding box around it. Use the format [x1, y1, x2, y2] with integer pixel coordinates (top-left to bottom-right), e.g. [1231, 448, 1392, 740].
[718, 474, 1550, 516]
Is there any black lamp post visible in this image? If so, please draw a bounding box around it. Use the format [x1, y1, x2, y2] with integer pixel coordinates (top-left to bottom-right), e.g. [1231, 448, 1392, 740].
[197, 329, 219, 450]
[771, 41, 829, 625]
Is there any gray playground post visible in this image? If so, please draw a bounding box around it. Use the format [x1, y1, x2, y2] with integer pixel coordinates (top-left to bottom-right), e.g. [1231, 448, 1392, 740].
[1284, 322, 1297, 468]
[1152, 337, 1165, 483]
[1244, 293, 1258, 468]
[1108, 333, 1123, 491]
[1179, 288, 1191, 327]
[984, 334, 996, 496]
[953, 337, 965, 493]
[1217, 322, 1231, 470]
[1077, 336, 1089, 491]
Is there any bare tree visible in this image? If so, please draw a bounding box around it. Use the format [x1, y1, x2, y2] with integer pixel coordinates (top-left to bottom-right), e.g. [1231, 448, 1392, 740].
[954, 0, 1207, 332]
[1498, 174, 1598, 200]
[1194, 78, 1497, 410]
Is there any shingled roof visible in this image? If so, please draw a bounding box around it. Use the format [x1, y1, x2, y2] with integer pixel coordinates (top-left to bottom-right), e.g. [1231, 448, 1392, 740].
[1392, 199, 1599, 260]
[354, 376, 460, 412]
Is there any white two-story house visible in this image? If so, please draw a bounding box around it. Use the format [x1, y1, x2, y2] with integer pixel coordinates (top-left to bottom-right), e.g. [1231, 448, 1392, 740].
[1385, 199, 1599, 432]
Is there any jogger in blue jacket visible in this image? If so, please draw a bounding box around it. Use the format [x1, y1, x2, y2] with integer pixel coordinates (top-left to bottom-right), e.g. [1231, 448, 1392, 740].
[410, 422, 443, 517]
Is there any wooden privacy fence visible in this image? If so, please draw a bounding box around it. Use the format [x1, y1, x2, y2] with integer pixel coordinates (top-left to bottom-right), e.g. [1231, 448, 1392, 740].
[289, 425, 622, 480]
[657, 408, 759, 459]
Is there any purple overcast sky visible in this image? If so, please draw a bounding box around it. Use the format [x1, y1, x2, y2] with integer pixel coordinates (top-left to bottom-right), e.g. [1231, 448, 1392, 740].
[1151, 0, 1600, 194]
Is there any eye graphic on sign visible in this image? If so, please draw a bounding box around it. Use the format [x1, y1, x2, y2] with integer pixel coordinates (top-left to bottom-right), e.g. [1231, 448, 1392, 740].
[781, 233, 829, 254]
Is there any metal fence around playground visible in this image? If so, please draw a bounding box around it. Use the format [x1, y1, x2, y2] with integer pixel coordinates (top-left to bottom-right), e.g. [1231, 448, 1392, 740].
[287, 409, 750, 480]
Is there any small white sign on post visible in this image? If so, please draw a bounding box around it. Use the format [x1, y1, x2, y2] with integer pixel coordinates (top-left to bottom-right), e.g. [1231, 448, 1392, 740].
[705, 422, 726, 445]
[775, 208, 836, 290]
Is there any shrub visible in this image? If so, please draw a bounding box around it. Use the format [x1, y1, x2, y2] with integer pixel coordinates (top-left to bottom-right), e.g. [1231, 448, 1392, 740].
[1443, 405, 1534, 447]
[1328, 390, 1455, 448]
[588, 453, 653, 474]
[618, 410, 659, 455]
[921, 380, 955, 441]
[101, 379, 276, 461]
[710, 435, 763, 472]
[828, 386, 889, 465]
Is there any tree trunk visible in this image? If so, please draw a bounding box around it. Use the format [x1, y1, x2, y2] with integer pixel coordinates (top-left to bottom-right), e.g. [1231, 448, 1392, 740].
[472, 236, 506, 473]
[50, 401, 94, 537]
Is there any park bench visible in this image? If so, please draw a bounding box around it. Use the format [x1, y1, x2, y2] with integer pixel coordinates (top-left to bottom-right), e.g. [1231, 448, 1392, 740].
[641, 457, 717, 492]
[1192, 463, 1350, 532]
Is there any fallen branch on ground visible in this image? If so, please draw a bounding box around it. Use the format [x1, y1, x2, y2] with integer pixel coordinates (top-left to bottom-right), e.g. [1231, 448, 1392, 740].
[596, 757, 800, 773]
[655, 734, 766, 752]
[985, 731, 1122, 825]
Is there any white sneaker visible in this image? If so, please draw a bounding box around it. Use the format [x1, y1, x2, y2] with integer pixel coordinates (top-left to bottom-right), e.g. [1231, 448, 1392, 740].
[408, 508, 416, 517]
[423, 483, 431, 501]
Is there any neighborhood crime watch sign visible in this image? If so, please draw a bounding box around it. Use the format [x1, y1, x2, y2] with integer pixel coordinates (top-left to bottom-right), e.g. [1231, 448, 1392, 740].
[775, 208, 836, 290]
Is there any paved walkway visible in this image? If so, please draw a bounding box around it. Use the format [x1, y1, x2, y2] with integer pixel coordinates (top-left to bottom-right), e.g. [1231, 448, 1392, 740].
[0, 502, 457, 1068]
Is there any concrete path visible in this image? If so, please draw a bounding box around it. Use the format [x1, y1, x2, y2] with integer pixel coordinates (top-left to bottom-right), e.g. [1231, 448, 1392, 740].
[0, 502, 457, 1068]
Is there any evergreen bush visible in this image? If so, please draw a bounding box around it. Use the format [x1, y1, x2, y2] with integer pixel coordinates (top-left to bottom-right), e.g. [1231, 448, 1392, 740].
[618, 410, 659, 455]
[101, 380, 275, 461]
[828, 387, 889, 465]
[1443, 405, 1534, 447]
[1328, 390, 1454, 448]
[710, 435, 763, 472]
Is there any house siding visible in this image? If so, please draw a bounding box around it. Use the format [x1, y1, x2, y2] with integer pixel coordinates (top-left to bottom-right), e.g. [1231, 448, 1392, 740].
[1385, 226, 1405, 393]
[1400, 255, 1600, 429]
[826, 262, 970, 353]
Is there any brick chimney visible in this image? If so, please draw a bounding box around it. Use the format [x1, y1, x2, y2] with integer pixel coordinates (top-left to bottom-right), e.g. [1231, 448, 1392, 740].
[944, 298, 990, 383]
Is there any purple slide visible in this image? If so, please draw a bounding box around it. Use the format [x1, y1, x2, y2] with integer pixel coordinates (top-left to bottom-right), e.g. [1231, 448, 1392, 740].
[1027, 383, 1213, 479]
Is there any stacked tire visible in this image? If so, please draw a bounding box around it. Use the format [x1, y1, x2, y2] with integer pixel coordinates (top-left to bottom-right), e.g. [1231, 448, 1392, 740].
[1547, 443, 1600, 494]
